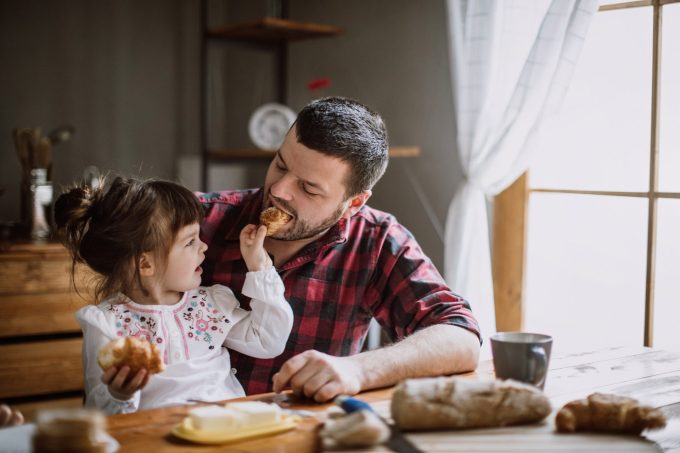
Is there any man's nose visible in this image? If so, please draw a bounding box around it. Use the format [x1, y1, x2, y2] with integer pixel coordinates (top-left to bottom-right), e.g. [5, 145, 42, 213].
[270, 173, 295, 201]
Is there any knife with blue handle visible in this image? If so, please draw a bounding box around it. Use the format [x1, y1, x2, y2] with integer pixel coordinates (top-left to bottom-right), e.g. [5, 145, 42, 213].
[334, 396, 424, 453]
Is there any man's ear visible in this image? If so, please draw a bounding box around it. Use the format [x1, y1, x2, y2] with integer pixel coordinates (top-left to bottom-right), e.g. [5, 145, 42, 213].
[343, 190, 372, 218]
[138, 253, 156, 277]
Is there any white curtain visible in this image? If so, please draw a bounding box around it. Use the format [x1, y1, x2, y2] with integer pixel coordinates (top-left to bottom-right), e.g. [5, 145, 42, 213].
[444, 0, 600, 355]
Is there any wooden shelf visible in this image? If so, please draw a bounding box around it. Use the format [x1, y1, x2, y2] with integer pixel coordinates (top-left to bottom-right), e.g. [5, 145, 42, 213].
[207, 17, 343, 43]
[207, 146, 421, 161]
[388, 146, 421, 157]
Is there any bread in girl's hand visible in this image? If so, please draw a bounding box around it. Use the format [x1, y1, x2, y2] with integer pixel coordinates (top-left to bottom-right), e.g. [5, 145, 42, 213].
[391, 377, 551, 430]
[259, 207, 291, 236]
[97, 337, 165, 375]
[555, 392, 666, 434]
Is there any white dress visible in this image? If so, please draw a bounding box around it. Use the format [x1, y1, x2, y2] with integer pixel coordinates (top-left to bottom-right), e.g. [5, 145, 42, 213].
[76, 267, 293, 415]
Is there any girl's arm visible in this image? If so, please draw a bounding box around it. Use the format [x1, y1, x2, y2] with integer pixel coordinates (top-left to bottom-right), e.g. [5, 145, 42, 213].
[77, 308, 141, 415]
[215, 269, 293, 358]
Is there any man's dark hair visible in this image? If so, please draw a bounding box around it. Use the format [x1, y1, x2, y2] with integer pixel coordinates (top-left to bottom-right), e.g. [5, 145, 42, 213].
[295, 97, 389, 197]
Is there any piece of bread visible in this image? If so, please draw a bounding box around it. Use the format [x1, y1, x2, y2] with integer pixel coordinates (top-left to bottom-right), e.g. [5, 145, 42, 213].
[259, 207, 291, 236]
[97, 337, 165, 375]
[391, 377, 551, 430]
[320, 409, 391, 449]
[555, 392, 666, 434]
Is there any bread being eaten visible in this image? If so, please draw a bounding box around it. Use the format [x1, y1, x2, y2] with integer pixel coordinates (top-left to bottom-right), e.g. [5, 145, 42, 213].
[97, 337, 165, 375]
[259, 207, 291, 236]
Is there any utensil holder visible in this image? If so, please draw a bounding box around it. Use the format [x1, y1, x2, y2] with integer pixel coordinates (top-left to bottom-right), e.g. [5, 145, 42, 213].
[22, 168, 53, 242]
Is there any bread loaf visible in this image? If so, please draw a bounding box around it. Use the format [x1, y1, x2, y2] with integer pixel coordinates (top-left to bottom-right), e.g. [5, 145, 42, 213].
[97, 336, 165, 375]
[555, 393, 666, 434]
[391, 377, 551, 430]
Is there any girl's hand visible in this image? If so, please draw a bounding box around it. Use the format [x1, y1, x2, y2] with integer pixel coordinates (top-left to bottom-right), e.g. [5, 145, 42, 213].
[0, 404, 23, 427]
[101, 366, 149, 401]
[239, 224, 272, 272]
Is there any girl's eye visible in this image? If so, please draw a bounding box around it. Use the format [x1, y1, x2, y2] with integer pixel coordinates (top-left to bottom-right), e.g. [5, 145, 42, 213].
[187, 239, 195, 247]
[275, 163, 286, 172]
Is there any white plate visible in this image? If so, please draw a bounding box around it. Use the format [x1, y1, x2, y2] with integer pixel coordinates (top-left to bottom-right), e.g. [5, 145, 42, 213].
[248, 103, 297, 151]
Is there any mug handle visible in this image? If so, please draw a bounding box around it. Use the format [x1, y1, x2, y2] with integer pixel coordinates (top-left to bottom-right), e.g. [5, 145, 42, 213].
[530, 346, 548, 389]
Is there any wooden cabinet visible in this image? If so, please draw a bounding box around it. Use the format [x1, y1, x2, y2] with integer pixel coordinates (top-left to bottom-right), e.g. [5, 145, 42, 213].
[0, 241, 92, 421]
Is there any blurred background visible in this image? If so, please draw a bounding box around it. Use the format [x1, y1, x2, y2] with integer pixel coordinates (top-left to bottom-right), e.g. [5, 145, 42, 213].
[0, 0, 458, 270]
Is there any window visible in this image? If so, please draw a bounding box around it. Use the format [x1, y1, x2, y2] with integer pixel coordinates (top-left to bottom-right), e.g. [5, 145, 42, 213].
[493, 0, 680, 353]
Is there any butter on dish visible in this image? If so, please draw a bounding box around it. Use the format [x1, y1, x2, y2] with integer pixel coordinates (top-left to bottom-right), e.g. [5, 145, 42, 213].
[188, 402, 282, 433]
[172, 401, 299, 445]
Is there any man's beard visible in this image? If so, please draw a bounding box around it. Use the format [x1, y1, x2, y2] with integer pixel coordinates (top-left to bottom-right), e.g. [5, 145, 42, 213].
[269, 198, 346, 241]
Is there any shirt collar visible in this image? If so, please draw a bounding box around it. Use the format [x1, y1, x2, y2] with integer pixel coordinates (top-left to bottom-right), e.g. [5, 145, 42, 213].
[277, 215, 350, 271]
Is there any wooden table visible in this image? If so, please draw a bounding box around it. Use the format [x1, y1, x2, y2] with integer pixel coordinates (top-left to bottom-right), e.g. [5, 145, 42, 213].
[107, 346, 680, 452]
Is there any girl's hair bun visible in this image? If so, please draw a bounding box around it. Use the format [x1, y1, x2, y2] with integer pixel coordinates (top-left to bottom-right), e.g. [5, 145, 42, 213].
[54, 181, 105, 263]
[54, 185, 97, 230]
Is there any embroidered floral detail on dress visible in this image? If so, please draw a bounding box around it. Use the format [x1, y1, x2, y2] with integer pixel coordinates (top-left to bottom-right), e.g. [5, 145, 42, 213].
[182, 289, 228, 346]
[106, 303, 159, 342]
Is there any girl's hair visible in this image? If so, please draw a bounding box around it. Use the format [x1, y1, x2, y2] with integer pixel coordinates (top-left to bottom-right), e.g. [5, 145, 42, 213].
[54, 176, 204, 303]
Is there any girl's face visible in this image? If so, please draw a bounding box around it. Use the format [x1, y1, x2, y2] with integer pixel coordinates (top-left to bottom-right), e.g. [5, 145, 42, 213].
[160, 222, 207, 293]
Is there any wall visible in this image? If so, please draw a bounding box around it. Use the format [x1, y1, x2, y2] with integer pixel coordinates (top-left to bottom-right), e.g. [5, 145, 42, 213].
[1, 0, 463, 271]
[0, 0, 200, 221]
[288, 0, 463, 269]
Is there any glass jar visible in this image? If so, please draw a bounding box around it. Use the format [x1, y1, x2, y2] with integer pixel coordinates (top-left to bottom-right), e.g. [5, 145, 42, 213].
[32, 408, 108, 453]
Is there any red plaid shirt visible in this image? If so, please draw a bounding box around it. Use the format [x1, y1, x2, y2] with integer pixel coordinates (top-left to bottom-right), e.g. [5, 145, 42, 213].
[198, 188, 480, 395]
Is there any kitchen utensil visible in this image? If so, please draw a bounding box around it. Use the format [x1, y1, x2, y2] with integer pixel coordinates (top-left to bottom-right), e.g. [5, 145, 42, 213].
[27, 128, 41, 171]
[13, 128, 31, 179]
[335, 396, 424, 453]
[35, 136, 52, 169]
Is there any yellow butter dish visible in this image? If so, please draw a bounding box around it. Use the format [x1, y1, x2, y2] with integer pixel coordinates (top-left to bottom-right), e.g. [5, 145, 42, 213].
[171, 403, 300, 445]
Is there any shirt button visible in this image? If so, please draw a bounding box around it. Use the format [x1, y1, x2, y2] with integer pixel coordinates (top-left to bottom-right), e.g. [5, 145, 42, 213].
[175, 352, 181, 359]
[231, 368, 237, 375]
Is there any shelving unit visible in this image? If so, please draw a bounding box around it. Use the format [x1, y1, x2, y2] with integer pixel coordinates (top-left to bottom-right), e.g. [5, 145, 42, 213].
[200, 1, 343, 191]
[206, 17, 342, 42]
[206, 146, 422, 161]
[199, 2, 421, 191]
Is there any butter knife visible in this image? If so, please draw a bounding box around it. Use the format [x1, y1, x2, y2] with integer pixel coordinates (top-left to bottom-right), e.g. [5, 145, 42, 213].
[335, 396, 424, 453]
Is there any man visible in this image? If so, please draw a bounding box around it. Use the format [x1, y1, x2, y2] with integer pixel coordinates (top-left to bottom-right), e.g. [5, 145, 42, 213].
[199, 97, 480, 402]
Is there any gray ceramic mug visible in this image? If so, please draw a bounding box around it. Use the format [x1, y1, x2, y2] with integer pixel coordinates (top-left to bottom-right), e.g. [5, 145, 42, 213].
[490, 332, 553, 390]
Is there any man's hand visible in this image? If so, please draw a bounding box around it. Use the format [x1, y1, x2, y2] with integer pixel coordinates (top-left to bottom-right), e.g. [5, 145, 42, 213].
[240, 224, 272, 272]
[271, 325, 479, 402]
[272, 350, 363, 402]
[101, 366, 149, 400]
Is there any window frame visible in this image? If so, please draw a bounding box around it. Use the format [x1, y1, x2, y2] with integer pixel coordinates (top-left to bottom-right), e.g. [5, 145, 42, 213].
[492, 0, 680, 346]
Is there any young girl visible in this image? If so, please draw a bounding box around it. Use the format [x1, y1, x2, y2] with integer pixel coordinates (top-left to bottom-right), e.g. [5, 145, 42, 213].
[55, 176, 293, 415]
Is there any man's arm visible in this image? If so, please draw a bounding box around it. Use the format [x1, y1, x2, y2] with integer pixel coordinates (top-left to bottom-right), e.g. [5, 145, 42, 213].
[272, 324, 479, 402]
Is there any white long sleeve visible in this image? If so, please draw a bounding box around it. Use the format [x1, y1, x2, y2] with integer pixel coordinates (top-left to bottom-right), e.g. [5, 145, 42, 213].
[214, 267, 294, 358]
